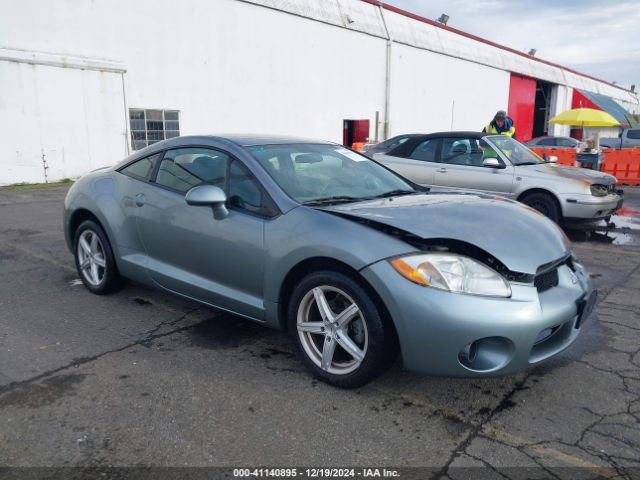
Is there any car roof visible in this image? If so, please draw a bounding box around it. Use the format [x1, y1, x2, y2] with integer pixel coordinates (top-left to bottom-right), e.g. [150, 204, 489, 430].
[211, 134, 334, 147]
[530, 135, 573, 140]
[383, 131, 489, 157]
[387, 133, 424, 139]
[151, 134, 335, 149]
[529, 135, 579, 142]
[417, 131, 486, 139]
[112, 134, 338, 170]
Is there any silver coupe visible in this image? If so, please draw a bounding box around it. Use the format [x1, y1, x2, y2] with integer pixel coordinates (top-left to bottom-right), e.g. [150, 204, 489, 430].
[64, 135, 596, 388]
[374, 132, 623, 224]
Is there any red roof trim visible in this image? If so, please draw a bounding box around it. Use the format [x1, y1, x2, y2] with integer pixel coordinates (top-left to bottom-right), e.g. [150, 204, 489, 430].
[361, 0, 630, 93]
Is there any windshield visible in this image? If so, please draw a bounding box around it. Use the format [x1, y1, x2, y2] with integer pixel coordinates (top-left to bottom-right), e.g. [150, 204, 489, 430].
[248, 144, 416, 204]
[486, 135, 546, 166]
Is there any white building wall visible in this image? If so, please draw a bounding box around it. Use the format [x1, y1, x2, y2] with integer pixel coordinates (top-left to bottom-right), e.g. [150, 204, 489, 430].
[0, 0, 386, 139]
[1, 0, 638, 184]
[241, 1, 639, 108]
[0, 56, 127, 185]
[389, 44, 510, 135]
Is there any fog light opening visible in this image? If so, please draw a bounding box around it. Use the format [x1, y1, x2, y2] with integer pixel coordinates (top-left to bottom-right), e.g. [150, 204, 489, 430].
[458, 336, 515, 372]
[459, 341, 478, 365]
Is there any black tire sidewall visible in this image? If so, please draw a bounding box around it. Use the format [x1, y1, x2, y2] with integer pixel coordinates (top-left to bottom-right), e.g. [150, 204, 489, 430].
[287, 271, 386, 389]
[522, 193, 560, 223]
[73, 220, 121, 294]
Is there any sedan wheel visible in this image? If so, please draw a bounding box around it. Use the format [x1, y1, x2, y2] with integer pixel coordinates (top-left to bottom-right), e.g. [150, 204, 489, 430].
[288, 271, 392, 388]
[74, 220, 122, 294]
[521, 192, 560, 223]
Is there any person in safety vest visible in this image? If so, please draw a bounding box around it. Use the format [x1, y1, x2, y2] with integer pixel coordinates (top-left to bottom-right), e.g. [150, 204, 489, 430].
[483, 110, 516, 139]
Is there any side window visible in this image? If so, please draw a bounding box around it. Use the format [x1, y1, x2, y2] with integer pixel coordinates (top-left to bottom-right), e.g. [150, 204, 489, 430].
[154, 148, 228, 193]
[120, 153, 160, 179]
[440, 138, 485, 167]
[539, 138, 556, 146]
[409, 139, 438, 162]
[627, 129, 640, 140]
[228, 161, 275, 217]
[386, 136, 409, 150]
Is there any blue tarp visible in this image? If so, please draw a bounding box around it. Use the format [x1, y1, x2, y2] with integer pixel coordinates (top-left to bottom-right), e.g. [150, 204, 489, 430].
[578, 90, 639, 127]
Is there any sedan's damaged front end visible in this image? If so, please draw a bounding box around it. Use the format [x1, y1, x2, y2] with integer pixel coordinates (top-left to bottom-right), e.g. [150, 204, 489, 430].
[558, 181, 624, 224]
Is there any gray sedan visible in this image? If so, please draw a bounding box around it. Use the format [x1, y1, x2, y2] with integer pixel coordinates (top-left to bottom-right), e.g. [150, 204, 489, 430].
[64, 135, 596, 388]
[374, 132, 623, 224]
[525, 136, 582, 148]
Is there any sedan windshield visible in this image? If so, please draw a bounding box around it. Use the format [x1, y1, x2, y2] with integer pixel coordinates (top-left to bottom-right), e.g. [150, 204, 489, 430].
[248, 144, 416, 204]
[487, 136, 546, 166]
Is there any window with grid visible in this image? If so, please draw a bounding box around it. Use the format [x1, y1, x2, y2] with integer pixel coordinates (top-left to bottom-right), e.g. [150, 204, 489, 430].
[129, 109, 180, 150]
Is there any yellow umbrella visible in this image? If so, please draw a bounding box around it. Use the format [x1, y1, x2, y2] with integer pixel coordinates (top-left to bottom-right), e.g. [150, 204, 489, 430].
[549, 108, 620, 127]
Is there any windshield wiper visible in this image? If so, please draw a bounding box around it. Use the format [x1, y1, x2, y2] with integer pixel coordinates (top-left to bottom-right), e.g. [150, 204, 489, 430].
[371, 189, 419, 199]
[515, 161, 539, 166]
[302, 196, 364, 206]
[303, 189, 420, 206]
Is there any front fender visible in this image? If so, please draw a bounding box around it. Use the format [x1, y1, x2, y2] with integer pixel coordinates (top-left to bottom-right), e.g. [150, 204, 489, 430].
[262, 206, 418, 326]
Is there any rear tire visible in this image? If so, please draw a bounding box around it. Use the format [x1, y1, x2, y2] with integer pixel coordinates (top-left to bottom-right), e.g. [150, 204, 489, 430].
[521, 192, 561, 223]
[73, 220, 123, 295]
[287, 271, 389, 389]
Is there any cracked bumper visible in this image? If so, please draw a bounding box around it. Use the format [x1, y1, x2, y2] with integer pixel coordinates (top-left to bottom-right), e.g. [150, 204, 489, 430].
[560, 193, 623, 220]
[361, 259, 594, 377]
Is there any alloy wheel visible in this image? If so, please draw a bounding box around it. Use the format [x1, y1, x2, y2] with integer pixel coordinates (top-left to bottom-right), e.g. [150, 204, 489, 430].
[296, 285, 368, 375]
[76, 230, 107, 286]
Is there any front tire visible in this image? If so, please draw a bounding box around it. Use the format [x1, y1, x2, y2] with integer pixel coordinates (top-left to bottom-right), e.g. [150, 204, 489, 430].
[73, 220, 122, 294]
[287, 271, 390, 388]
[521, 192, 561, 223]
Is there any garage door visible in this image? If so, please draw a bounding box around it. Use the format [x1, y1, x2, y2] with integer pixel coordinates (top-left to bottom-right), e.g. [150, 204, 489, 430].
[0, 51, 127, 185]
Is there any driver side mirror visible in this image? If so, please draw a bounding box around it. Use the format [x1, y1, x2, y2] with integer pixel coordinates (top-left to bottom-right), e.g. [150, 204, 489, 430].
[547, 156, 558, 163]
[482, 158, 504, 169]
[185, 185, 228, 220]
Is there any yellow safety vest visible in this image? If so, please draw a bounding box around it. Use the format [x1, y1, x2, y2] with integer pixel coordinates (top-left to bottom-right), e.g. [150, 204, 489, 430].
[484, 124, 515, 138]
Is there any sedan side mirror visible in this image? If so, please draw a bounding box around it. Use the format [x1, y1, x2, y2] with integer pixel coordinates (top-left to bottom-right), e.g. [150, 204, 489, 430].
[547, 156, 558, 163]
[482, 158, 503, 169]
[185, 185, 228, 220]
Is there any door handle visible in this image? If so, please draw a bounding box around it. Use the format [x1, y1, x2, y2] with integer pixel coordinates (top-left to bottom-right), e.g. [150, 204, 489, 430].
[436, 168, 447, 173]
[135, 193, 146, 207]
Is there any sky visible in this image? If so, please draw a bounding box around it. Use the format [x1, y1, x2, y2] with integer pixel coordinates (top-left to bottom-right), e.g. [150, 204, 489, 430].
[384, 0, 639, 90]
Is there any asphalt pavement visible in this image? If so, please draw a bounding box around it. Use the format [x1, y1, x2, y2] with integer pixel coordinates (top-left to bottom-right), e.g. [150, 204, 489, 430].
[0, 185, 639, 479]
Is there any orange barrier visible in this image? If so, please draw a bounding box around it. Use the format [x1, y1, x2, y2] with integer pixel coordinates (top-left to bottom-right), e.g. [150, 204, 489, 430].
[530, 147, 576, 166]
[351, 142, 366, 152]
[601, 149, 640, 185]
[528, 147, 640, 184]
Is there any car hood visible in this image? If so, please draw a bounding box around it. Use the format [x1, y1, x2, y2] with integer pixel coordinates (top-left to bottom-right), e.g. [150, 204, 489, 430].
[321, 193, 569, 274]
[518, 163, 617, 185]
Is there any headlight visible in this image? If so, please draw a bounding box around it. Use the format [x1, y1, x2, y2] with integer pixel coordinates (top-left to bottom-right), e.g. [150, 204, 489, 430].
[590, 184, 608, 197]
[390, 253, 511, 297]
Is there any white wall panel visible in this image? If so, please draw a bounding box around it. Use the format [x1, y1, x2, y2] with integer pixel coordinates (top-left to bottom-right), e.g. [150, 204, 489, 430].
[548, 85, 573, 137]
[0, 60, 126, 185]
[389, 44, 510, 136]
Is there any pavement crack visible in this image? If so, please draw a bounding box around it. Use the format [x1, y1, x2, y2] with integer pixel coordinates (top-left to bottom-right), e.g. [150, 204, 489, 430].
[0, 307, 203, 399]
[432, 373, 531, 479]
